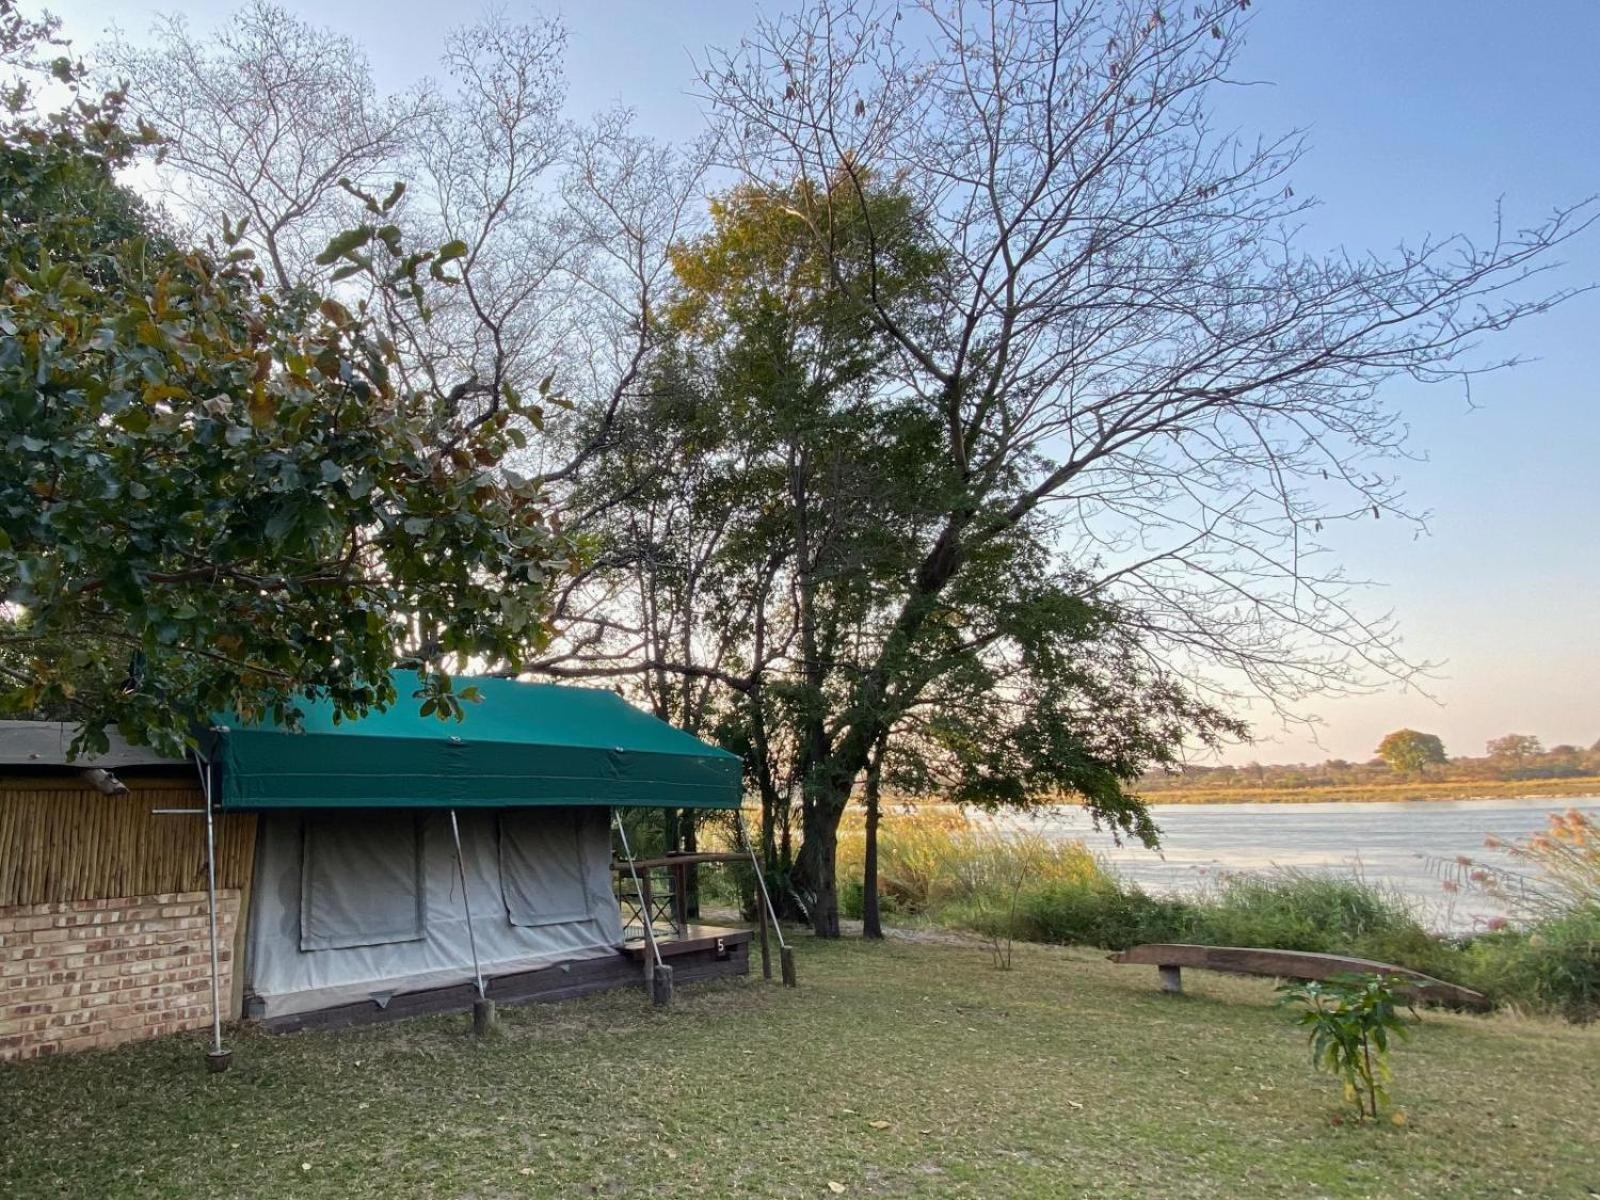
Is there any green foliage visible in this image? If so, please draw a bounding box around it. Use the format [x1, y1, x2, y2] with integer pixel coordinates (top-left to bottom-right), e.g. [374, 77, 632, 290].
[952, 865, 1600, 1025]
[1375, 729, 1447, 776]
[594, 173, 1243, 934]
[879, 813, 1599, 1024]
[0, 5, 565, 753]
[828, 806, 1600, 1024]
[951, 869, 1426, 957]
[839, 877, 901, 922]
[1460, 906, 1600, 1023]
[1448, 810, 1600, 1021]
[968, 878, 1186, 951]
[1190, 873, 1419, 951]
[1278, 973, 1413, 1122]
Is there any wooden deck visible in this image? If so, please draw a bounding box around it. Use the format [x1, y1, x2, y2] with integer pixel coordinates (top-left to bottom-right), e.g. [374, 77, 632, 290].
[255, 925, 753, 1033]
[622, 923, 752, 961]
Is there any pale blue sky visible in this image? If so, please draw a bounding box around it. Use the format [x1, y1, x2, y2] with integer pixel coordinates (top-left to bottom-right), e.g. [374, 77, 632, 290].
[59, 1, 1600, 764]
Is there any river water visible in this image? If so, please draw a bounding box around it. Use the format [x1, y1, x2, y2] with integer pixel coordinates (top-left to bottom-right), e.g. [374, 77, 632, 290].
[1005, 796, 1600, 932]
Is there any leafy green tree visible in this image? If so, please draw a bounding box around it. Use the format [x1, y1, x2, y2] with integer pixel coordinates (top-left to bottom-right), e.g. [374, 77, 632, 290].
[0, 3, 566, 753]
[1375, 730, 1447, 777]
[558, 175, 1240, 933]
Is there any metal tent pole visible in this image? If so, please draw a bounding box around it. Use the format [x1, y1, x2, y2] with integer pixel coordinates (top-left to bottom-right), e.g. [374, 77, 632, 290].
[447, 810, 496, 1034]
[613, 810, 671, 1005]
[447, 810, 485, 996]
[736, 809, 795, 986]
[192, 750, 230, 1071]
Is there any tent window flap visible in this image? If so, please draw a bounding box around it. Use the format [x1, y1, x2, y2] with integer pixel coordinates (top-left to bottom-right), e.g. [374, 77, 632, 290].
[300, 813, 425, 951]
[499, 809, 593, 927]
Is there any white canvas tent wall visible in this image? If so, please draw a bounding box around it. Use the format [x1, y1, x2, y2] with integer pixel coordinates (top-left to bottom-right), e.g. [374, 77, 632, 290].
[246, 807, 624, 1019]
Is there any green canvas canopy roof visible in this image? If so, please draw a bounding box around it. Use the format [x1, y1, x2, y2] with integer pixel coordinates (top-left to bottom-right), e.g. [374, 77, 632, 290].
[209, 677, 742, 811]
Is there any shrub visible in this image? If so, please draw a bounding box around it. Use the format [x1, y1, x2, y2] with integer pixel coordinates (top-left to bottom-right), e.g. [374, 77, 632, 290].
[1002, 880, 1189, 949]
[1278, 973, 1413, 1122]
[1186, 872, 1424, 955]
[1451, 809, 1600, 1022]
[1461, 906, 1600, 1023]
[839, 878, 902, 922]
[1351, 925, 1470, 985]
[826, 802, 1600, 1023]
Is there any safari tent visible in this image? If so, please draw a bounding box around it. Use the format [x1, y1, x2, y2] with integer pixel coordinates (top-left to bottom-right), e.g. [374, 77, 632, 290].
[216, 678, 749, 1028]
[0, 678, 760, 1061]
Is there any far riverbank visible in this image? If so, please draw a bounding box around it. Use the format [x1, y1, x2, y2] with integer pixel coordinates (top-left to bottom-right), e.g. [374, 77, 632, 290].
[1134, 775, 1600, 805]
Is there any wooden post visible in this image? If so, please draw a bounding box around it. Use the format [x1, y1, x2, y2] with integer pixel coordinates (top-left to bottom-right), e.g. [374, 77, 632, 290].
[473, 997, 498, 1035]
[1158, 964, 1183, 994]
[757, 886, 773, 981]
[780, 945, 797, 988]
[651, 963, 675, 1007]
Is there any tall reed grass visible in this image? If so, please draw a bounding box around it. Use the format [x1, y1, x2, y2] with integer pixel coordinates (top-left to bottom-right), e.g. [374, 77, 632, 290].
[1476, 809, 1600, 921]
[834, 805, 1106, 918]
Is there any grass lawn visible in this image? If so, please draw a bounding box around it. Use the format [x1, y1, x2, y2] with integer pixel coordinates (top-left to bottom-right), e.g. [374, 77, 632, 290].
[2, 936, 1596, 1199]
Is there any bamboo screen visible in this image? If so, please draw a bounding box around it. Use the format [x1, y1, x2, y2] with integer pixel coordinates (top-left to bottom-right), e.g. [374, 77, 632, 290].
[0, 776, 257, 907]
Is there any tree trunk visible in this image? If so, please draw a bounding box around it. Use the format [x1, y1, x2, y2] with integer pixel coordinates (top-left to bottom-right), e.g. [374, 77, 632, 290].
[794, 824, 839, 937]
[862, 798, 882, 939]
[683, 810, 699, 919]
[862, 738, 886, 940]
[795, 784, 848, 937]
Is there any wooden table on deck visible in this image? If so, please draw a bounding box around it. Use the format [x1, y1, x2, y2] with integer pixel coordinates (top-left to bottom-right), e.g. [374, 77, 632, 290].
[610, 851, 748, 938]
[611, 850, 784, 982]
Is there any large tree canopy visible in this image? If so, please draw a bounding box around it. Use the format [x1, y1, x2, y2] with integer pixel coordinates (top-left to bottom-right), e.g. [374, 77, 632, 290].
[0, 2, 566, 753]
[64, 0, 1596, 939]
[101, 3, 707, 492]
[551, 174, 1244, 929]
[671, 0, 1592, 932]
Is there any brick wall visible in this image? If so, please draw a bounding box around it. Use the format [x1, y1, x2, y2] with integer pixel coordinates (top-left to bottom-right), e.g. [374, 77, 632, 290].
[0, 889, 239, 1061]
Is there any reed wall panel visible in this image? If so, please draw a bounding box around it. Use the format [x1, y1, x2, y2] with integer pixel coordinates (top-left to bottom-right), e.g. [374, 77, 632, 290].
[0, 777, 256, 907]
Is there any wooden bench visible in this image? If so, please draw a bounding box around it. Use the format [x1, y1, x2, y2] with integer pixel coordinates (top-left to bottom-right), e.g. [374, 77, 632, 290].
[1108, 943, 1490, 1010]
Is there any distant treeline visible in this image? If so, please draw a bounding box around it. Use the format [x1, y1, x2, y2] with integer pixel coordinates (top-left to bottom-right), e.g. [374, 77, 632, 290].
[1142, 736, 1600, 796]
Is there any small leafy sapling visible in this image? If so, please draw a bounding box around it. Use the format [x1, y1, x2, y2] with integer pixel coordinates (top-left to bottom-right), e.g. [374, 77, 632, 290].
[1277, 973, 1414, 1122]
